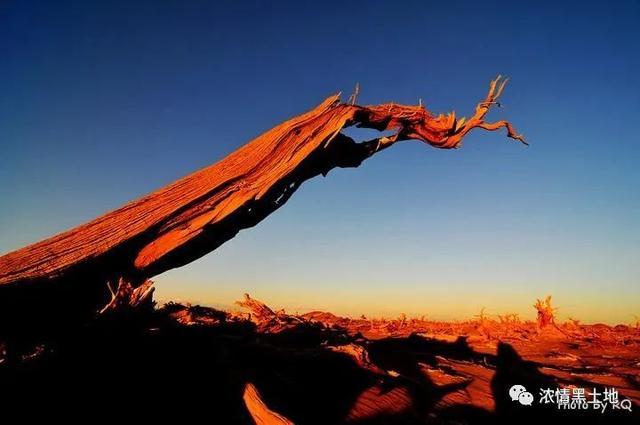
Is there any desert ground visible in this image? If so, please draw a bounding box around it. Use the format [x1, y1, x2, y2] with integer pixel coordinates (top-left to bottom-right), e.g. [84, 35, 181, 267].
[1, 290, 638, 424]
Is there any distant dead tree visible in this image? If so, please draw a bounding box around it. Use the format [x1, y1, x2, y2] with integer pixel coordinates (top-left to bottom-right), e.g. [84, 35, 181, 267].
[0, 77, 525, 333]
[534, 295, 556, 329]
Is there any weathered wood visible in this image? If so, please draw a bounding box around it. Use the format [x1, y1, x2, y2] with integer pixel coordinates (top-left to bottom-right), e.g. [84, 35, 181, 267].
[98, 278, 155, 315]
[236, 293, 279, 321]
[243, 382, 295, 425]
[0, 77, 524, 313]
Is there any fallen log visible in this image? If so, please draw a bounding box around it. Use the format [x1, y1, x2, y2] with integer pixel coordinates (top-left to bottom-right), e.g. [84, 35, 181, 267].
[0, 77, 524, 332]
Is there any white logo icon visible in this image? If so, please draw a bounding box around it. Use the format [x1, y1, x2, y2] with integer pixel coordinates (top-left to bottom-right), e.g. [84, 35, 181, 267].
[509, 384, 534, 406]
[509, 384, 526, 401]
[518, 391, 534, 406]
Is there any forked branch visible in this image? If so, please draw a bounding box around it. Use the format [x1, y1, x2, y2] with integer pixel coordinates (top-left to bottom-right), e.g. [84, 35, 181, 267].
[350, 75, 526, 152]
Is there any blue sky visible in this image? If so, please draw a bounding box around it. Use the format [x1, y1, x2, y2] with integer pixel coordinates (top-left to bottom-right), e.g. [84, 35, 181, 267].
[1, 1, 638, 323]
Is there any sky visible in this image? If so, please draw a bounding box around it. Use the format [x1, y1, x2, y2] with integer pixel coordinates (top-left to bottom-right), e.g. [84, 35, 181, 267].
[1, 0, 639, 323]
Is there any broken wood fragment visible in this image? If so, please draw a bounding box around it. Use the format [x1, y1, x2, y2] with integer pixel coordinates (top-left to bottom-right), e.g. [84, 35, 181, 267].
[243, 382, 295, 425]
[236, 293, 279, 322]
[99, 278, 154, 314]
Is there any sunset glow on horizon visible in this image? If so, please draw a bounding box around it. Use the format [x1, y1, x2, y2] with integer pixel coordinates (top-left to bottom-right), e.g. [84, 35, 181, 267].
[1, 1, 638, 325]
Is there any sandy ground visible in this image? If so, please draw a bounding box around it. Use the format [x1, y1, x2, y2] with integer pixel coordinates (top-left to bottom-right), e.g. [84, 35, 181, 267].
[1, 294, 638, 424]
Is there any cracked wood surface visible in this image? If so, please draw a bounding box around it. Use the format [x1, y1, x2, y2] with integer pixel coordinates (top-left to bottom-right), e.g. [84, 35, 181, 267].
[0, 77, 524, 291]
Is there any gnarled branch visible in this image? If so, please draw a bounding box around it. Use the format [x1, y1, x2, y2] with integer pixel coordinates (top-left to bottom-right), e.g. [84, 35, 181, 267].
[0, 77, 524, 329]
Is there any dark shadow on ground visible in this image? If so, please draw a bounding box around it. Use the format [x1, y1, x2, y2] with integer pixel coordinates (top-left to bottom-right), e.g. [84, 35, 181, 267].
[0, 306, 637, 424]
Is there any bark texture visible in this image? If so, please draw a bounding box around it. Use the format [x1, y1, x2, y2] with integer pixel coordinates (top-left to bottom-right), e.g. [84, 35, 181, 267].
[0, 77, 524, 330]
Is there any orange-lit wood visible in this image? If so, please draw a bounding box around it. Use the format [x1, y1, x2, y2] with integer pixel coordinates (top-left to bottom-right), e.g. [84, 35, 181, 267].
[0, 77, 523, 293]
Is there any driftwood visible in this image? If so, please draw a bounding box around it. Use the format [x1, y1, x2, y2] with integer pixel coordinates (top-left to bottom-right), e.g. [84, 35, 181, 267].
[0, 77, 524, 331]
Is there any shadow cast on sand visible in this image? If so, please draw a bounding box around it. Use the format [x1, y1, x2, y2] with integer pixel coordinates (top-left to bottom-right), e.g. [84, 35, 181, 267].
[0, 306, 637, 424]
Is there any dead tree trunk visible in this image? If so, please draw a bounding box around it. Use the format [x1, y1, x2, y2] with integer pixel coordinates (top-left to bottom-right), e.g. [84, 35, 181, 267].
[0, 77, 524, 333]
